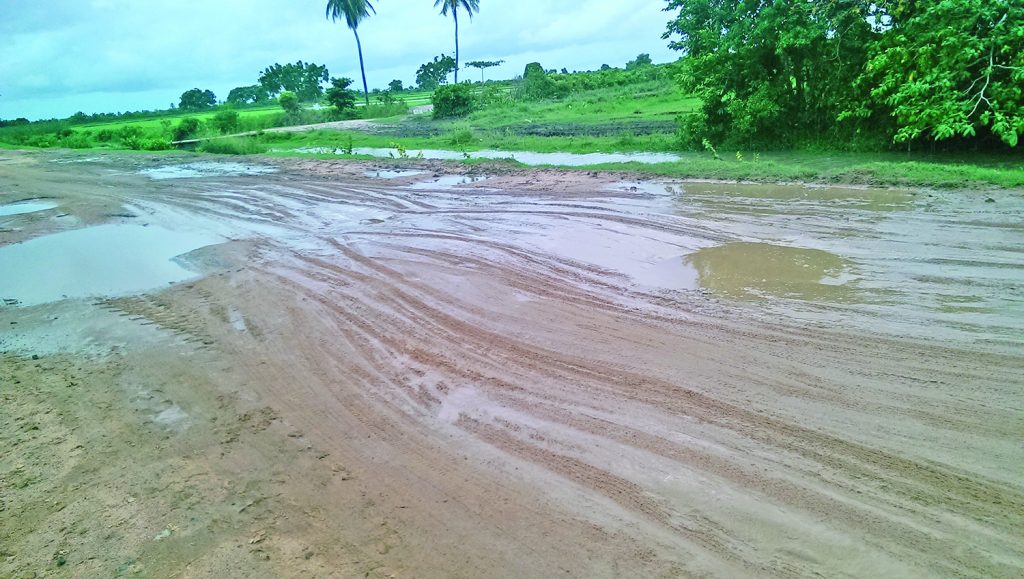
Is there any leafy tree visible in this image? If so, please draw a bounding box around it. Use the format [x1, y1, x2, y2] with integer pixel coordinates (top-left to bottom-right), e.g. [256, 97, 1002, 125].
[388, 79, 405, 92]
[664, 0, 879, 148]
[416, 54, 457, 90]
[325, 77, 358, 113]
[432, 83, 476, 118]
[465, 59, 504, 82]
[434, 0, 480, 84]
[179, 88, 217, 111]
[278, 91, 301, 115]
[326, 0, 377, 106]
[258, 61, 330, 102]
[861, 0, 1024, 146]
[227, 85, 271, 106]
[625, 53, 652, 70]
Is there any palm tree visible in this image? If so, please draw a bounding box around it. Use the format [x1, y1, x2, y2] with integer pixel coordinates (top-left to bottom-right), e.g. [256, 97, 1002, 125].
[326, 0, 376, 106]
[434, 0, 480, 84]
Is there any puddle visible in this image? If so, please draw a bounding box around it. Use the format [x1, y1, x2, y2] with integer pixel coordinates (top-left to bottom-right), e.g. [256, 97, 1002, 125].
[404, 175, 492, 190]
[364, 169, 425, 179]
[685, 242, 856, 300]
[141, 162, 277, 180]
[607, 181, 676, 196]
[0, 200, 59, 217]
[0, 224, 221, 306]
[292, 147, 680, 166]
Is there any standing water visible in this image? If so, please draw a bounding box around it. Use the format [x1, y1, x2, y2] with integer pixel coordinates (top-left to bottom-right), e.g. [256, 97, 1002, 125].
[0, 224, 220, 306]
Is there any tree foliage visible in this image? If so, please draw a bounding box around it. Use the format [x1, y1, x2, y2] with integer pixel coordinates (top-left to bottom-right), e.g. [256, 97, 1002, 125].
[665, 0, 1024, 149]
[864, 0, 1024, 146]
[664, 0, 879, 148]
[226, 85, 271, 106]
[465, 59, 504, 82]
[625, 53, 653, 70]
[325, 77, 358, 113]
[179, 88, 217, 111]
[258, 61, 330, 102]
[416, 54, 457, 90]
[388, 79, 405, 92]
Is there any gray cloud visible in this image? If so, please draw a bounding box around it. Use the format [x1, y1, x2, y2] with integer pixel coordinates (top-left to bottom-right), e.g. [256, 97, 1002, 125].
[0, 0, 678, 119]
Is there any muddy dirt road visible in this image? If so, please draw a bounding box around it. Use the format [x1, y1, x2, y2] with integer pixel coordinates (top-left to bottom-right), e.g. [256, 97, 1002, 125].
[1, 150, 1022, 577]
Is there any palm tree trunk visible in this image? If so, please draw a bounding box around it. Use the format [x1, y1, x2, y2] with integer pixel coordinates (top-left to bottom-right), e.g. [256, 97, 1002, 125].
[353, 28, 370, 106]
[454, 9, 460, 84]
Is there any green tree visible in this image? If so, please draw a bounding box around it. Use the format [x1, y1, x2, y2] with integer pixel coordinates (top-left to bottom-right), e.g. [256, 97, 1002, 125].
[325, 77, 358, 113]
[179, 88, 217, 111]
[226, 85, 271, 106]
[279, 91, 300, 115]
[434, 0, 480, 84]
[861, 0, 1024, 146]
[664, 0, 879, 148]
[388, 79, 404, 92]
[465, 59, 504, 82]
[258, 61, 330, 101]
[625, 53, 652, 70]
[416, 54, 457, 90]
[326, 0, 376, 106]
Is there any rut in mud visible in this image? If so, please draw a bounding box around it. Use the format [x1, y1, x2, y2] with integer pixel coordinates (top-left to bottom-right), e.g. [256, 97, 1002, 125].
[1, 152, 1022, 577]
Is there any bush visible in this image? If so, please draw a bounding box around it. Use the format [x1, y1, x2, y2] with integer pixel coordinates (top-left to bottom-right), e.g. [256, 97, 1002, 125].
[96, 129, 115, 142]
[278, 91, 300, 115]
[432, 84, 476, 119]
[172, 117, 201, 141]
[211, 110, 239, 134]
[199, 137, 267, 155]
[447, 127, 475, 146]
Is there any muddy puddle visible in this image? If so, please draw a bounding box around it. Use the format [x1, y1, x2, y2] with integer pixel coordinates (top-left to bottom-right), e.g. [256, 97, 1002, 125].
[685, 242, 855, 300]
[141, 161, 277, 180]
[0, 224, 220, 306]
[364, 169, 425, 179]
[0, 199, 59, 216]
[292, 146, 680, 166]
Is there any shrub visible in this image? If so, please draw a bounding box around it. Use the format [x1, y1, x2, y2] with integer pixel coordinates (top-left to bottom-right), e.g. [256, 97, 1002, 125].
[96, 129, 115, 142]
[432, 84, 476, 119]
[278, 91, 300, 115]
[447, 127, 475, 146]
[211, 110, 239, 134]
[172, 117, 201, 141]
[199, 137, 267, 155]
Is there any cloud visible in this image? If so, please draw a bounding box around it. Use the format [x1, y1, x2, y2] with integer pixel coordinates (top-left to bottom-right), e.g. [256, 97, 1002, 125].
[0, 0, 679, 120]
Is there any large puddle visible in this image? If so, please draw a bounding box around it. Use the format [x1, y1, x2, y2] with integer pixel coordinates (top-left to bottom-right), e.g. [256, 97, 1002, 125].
[141, 162, 278, 180]
[292, 147, 680, 166]
[0, 224, 220, 306]
[0, 200, 59, 217]
[685, 242, 855, 300]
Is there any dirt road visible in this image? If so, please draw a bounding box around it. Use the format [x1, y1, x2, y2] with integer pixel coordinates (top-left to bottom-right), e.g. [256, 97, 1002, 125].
[1, 151, 1022, 577]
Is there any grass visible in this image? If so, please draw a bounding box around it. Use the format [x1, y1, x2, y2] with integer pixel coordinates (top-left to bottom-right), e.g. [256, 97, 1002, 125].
[4, 78, 1022, 190]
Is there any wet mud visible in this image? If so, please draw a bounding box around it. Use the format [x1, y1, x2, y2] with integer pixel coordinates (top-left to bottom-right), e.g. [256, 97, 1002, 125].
[1, 150, 1022, 577]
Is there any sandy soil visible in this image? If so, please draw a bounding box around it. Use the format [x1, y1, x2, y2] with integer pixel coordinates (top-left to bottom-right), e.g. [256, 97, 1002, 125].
[1, 150, 1022, 577]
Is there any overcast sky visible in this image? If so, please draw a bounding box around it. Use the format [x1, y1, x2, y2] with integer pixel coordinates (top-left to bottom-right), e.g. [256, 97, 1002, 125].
[0, 0, 678, 120]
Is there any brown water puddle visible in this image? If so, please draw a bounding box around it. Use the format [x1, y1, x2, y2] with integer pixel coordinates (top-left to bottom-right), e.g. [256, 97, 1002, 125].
[685, 242, 855, 300]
